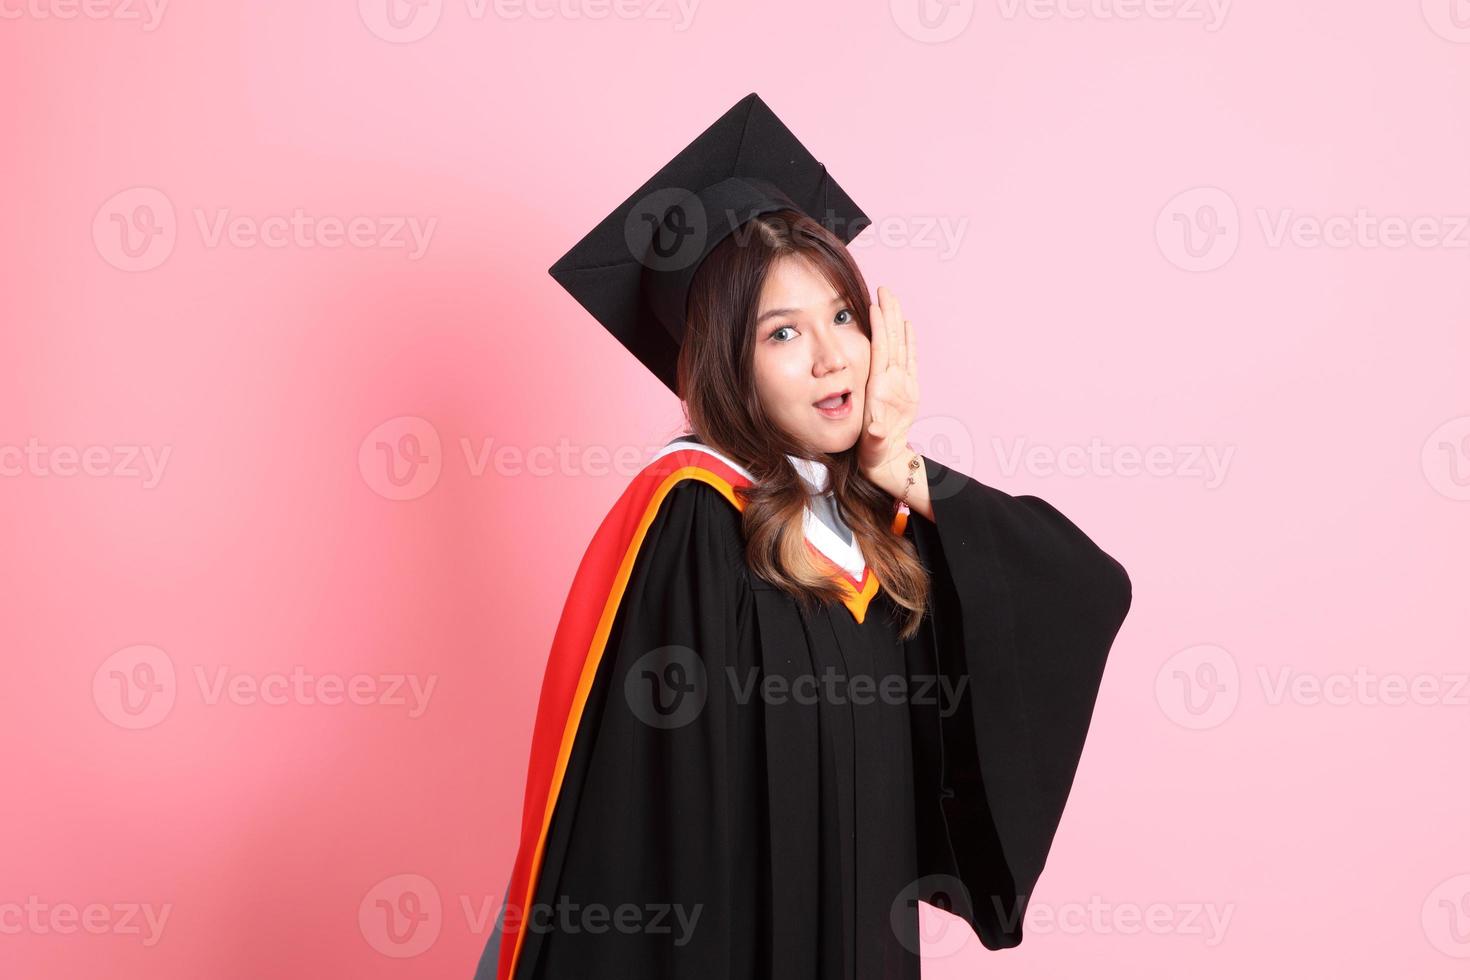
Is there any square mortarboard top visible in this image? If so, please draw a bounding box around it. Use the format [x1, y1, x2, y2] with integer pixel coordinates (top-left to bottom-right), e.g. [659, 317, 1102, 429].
[546, 91, 872, 396]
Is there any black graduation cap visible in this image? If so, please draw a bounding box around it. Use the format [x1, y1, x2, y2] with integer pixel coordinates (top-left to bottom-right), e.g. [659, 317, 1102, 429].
[547, 91, 872, 397]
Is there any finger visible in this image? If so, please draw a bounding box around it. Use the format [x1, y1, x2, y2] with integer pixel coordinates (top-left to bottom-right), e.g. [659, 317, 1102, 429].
[891, 295, 906, 369]
[867, 392, 885, 431]
[869, 298, 887, 375]
[905, 319, 916, 376]
[881, 286, 904, 368]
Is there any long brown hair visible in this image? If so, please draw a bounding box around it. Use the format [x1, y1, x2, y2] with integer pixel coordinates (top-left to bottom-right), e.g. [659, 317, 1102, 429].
[675, 207, 930, 639]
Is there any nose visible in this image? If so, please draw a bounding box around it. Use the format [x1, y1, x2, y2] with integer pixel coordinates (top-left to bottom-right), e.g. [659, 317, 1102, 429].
[812, 329, 847, 376]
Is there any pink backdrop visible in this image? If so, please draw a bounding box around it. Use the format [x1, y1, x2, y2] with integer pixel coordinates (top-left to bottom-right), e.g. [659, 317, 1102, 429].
[3, 1, 1468, 977]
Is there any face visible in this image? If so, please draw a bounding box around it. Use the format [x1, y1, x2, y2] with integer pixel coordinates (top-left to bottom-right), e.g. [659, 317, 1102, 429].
[751, 254, 869, 455]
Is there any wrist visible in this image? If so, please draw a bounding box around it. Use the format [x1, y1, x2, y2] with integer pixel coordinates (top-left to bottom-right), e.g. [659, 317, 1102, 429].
[868, 443, 923, 504]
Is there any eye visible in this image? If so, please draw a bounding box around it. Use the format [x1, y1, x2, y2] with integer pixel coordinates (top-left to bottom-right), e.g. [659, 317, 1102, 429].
[835, 308, 854, 324]
[771, 325, 798, 343]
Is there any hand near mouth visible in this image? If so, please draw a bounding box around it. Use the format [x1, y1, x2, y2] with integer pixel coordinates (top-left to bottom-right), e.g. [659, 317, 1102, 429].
[857, 285, 920, 481]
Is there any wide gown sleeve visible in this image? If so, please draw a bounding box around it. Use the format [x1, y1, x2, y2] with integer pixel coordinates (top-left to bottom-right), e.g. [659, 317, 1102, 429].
[474, 477, 755, 980]
[904, 455, 1133, 951]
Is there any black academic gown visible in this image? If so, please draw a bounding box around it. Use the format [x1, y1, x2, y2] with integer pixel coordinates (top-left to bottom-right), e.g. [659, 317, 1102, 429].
[474, 437, 1132, 980]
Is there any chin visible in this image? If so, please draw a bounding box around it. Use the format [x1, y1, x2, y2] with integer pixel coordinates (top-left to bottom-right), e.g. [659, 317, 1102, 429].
[809, 426, 861, 456]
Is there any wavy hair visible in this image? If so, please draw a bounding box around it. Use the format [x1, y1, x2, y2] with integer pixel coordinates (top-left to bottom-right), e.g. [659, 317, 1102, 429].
[674, 207, 930, 639]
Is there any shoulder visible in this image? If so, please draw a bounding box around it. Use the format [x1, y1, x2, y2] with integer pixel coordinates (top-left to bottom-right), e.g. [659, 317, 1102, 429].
[628, 442, 749, 550]
[647, 475, 746, 565]
[609, 440, 753, 592]
[608, 475, 750, 614]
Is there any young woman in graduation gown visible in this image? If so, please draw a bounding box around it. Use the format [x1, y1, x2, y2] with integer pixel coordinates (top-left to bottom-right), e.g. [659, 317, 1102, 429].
[473, 208, 1132, 980]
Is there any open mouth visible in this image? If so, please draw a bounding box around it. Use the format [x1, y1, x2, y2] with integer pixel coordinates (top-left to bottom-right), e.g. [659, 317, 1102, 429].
[814, 390, 851, 410]
[814, 391, 852, 417]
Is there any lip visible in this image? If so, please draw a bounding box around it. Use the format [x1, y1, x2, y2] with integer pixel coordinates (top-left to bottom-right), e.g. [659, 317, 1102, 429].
[814, 389, 853, 420]
[813, 388, 851, 407]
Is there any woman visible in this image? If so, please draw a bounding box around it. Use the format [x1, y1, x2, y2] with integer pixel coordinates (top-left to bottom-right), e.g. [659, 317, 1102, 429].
[476, 94, 1131, 980]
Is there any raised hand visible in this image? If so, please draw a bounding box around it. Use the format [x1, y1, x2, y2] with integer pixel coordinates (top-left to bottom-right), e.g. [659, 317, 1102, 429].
[857, 285, 920, 480]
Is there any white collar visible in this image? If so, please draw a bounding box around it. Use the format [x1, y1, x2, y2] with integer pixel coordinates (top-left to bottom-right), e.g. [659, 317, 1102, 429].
[648, 440, 865, 581]
[787, 453, 831, 495]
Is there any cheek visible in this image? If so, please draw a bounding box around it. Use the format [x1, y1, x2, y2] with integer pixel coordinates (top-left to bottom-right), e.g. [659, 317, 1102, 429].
[752, 347, 809, 414]
[751, 347, 783, 399]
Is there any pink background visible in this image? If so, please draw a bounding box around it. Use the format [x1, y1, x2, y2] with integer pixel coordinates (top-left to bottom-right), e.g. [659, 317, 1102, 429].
[3, 0, 1468, 976]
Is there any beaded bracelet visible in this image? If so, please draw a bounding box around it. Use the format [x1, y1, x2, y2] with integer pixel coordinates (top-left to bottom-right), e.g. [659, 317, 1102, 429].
[897, 443, 921, 509]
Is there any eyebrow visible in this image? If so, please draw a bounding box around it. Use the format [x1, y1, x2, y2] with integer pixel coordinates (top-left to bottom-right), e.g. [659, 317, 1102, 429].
[756, 296, 846, 326]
